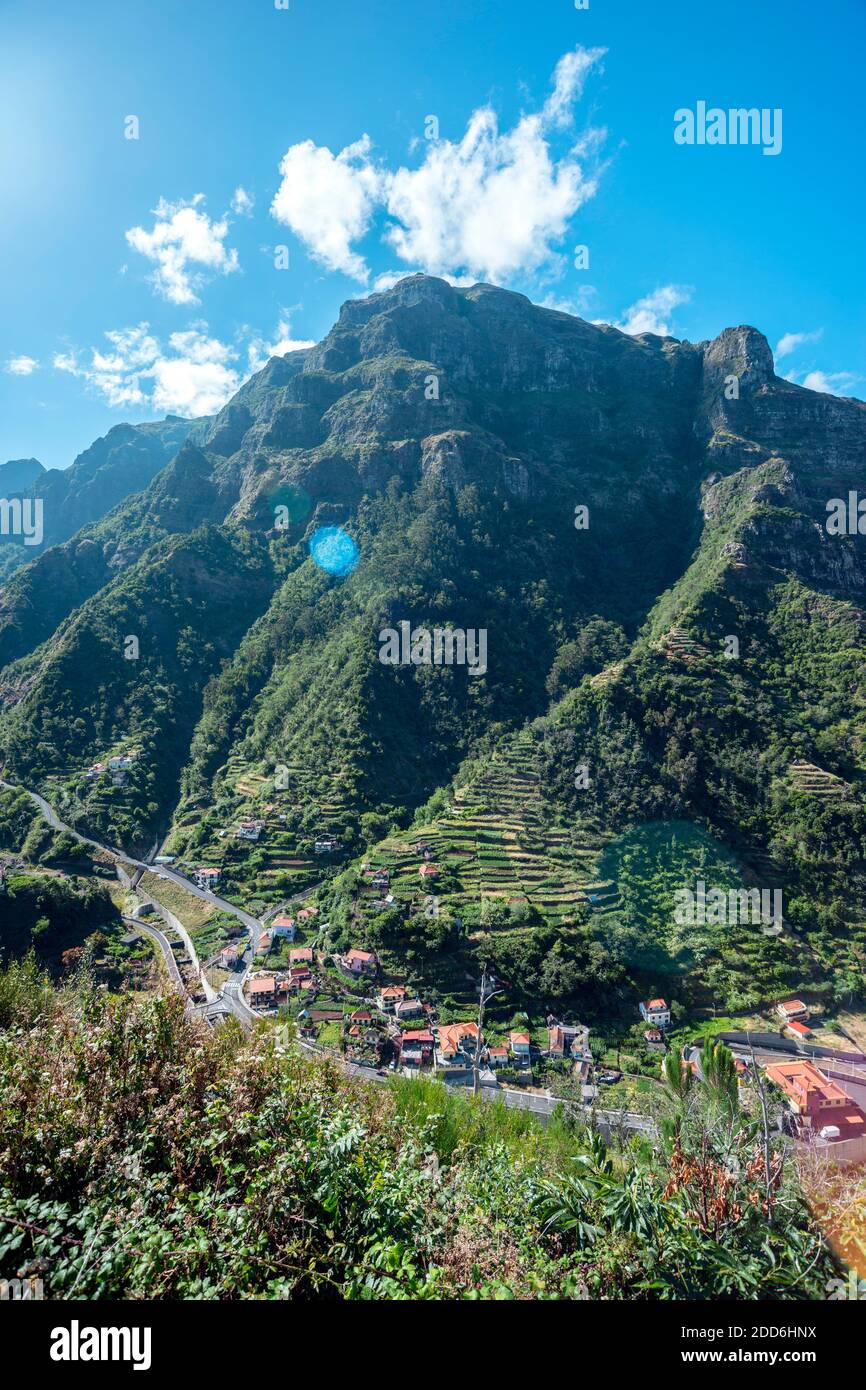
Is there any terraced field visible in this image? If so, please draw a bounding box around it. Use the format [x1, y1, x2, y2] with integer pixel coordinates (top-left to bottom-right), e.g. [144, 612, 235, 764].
[363, 729, 611, 929]
[166, 751, 359, 901]
[787, 759, 852, 801]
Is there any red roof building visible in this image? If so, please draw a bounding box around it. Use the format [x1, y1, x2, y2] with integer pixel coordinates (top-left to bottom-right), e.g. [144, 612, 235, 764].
[785, 1019, 812, 1039]
[776, 999, 810, 1021]
[765, 1060, 866, 1140]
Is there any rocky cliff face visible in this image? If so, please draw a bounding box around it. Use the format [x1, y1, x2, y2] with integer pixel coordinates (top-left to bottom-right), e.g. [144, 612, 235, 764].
[0, 275, 863, 849]
[0, 416, 197, 583]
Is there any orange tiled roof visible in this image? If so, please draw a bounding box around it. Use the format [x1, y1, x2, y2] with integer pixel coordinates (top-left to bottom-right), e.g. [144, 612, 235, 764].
[249, 976, 276, 994]
[765, 1060, 849, 1106]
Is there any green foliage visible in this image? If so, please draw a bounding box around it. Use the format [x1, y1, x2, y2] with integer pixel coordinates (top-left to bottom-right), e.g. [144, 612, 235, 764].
[0, 972, 834, 1301]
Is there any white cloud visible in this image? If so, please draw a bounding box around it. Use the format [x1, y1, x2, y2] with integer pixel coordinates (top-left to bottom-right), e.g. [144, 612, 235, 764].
[231, 186, 255, 216]
[371, 269, 475, 292]
[270, 45, 606, 286]
[247, 317, 316, 373]
[542, 47, 606, 129]
[53, 323, 241, 416]
[797, 368, 859, 396]
[775, 328, 823, 361]
[4, 354, 39, 375]
[612, 284, 692, 336]
[271, 135, 382, 281]
[540, 287, 598, 317]
[125, 195, 240, 305]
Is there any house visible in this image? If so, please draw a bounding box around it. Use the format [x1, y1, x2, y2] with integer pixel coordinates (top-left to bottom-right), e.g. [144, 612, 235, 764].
[297, 905, 318, 922]
[289, 947, 314, 965]
[218, 944, 240, 968]
[435, 1022, 480, 1074]
[350, 1009, 373, 1024]
[314, 836, 340, 855]
[487, 1044, 509, 1068]
[644, 1028, 664, 1048]
[257, 930, 273, 953]
[193, 866, 221, 890]
[399, 1030, 435, 1069]
[339, 948, 378, 976]
[419, 863, 440, 880]
[414, 842, 434, 859]
[776, 999, 810, 1023]
[436, 1022, 480, 1064]
[248, 976, 278, 1008]
[371, 894, 397, 913]
[236, 820, 264, 842]
[765, 1060, 866, 1141]
[86, 762, 106, 780]
[271, 914, 296, 940]
[370, 870, 390, 890]
[108, 754, 136, 772]
[639, 998, 671, 1029]
[377, 985, 407, 1012]
[394, 998, 424, 1021]
[785, 1019, 813, 1041]
[510, 1031, 532, 1066]
[548, 1022, 589, 1059]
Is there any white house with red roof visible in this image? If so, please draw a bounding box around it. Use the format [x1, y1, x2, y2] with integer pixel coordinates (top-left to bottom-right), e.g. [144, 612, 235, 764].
[784, 1018, 813, 1041]
[639, 998, 671, 1028]
[377, 985, 407, 1012]
[271, 913, 296, 940]
[776, 999, 810, 1023]
[193, 865, 221, 890]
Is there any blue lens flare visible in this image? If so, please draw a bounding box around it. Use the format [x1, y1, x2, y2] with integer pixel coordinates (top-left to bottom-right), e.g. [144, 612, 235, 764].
[308, 526, 360, 577]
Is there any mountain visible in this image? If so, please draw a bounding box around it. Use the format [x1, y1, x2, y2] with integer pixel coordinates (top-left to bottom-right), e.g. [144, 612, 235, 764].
[0, 415, 198, 583]
[0, 457, 45, 492]
[1, 274, 864, 1019]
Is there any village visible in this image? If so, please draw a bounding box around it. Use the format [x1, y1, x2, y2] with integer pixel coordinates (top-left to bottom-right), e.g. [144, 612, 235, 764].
[39, 748, 866, 1167]
[236, 913, 866, 1160]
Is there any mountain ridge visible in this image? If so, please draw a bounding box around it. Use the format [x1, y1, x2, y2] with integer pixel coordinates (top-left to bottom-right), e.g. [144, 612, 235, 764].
[1, 274, 864, 1019]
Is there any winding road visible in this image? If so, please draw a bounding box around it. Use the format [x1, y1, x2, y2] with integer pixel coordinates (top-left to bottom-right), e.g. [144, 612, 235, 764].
[3, 777, 659, 1135]
[1, 775, 268, 1020]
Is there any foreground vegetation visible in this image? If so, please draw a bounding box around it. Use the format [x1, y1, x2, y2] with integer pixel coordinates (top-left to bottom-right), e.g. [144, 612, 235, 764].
[0, 959, 842, 1300]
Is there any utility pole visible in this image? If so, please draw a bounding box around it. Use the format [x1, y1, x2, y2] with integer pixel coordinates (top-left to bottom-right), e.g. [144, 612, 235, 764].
[472, 968, 504, 1096]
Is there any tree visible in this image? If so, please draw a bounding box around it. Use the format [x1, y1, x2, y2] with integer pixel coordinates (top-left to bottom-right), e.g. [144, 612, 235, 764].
[699, 1039, 739, 1116]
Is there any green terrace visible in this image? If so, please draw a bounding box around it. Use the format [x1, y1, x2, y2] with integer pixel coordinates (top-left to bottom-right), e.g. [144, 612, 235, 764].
[358, 729, 609, 929]
[167, 752, 360, 902]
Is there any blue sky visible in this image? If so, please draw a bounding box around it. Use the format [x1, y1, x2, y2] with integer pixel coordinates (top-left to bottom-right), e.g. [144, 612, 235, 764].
[2, 0, 864, 469]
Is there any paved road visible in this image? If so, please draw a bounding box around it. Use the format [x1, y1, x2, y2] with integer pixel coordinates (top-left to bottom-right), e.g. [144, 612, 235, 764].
[1, 774, 660, 1140]
[133, 882, 218, 1003]
[122, 913, 186, 995]
[1, 776, 264, 940]
[0, 775, 278, 1017]
[719, 1030, 866, 1066]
